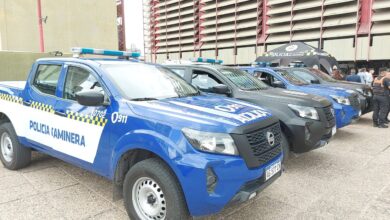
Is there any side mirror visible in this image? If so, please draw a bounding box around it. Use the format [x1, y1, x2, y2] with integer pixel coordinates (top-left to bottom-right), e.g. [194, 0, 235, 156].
[76, 91, 105, 106]
[271, 81, 285, 88]
[311, 79, 320, 84]
[212, 84, 230, 95]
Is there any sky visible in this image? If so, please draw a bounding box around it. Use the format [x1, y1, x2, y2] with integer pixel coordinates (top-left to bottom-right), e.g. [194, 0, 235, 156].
[124, 0, 144, 54]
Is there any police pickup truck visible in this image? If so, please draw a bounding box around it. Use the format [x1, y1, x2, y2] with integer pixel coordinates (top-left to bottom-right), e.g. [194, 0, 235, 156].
[0, 48, 283, 219]
[165, 59, 335, 159]
[241, 66, 361, 129]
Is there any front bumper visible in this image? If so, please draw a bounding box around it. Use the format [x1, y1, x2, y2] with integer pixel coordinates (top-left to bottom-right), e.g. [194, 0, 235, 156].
[286, 120, 333, 154]
[334, 103, 360, 128]
[175, 150, 283, 217]
[361, 95, 373, 114]
[227, 167, 282, 207]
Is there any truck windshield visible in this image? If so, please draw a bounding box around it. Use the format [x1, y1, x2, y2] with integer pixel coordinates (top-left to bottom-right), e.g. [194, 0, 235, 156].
[219, 68, 268, 91]
[310, 69, 337, 82]
[287, 69, 320, 83]
[275, 69, 309, 86]
[103, 63, 199, 100]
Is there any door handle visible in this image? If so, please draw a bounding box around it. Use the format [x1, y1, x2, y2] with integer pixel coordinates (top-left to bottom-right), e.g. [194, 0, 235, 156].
[23, 100, 32, 106]
[55, 110, 67, 117]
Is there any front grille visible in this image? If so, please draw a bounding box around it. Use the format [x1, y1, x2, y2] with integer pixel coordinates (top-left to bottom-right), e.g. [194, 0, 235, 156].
[323, 106, 335, 122]
[246, 123, 282, 155]
[348, 94, 360, 110]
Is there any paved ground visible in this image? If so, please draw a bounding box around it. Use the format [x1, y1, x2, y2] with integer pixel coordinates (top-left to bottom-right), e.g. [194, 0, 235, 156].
[0, 113, 389, 220]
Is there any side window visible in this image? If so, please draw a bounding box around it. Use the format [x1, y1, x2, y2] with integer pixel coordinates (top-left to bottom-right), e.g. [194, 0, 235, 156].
[191, 70, 222, 91]
[170, 68, 186, 78]
[33, 64, 62, 96]
[253, 71, 275, 86]
[292, 70, 316, 82]
[64, 66, 106, 101]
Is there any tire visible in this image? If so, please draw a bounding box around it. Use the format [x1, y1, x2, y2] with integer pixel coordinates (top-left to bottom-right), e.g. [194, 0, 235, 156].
[123, 158, 190, 220]
[281, 132, 290, 163]
[0, 122, 31, 170]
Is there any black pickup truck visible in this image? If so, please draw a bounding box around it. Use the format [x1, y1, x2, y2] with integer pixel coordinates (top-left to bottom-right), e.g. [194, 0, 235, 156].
[165, 62, 336, 159]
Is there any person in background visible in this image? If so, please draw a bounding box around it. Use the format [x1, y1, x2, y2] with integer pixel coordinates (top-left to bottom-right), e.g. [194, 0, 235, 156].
[386, 71, 390, 122]
[372, 68, 390, 128]
[357, 68, 369, 84]
[346, 68, 362, 83]
[368, 68, 375, 85]
[332, 66, 345, 80]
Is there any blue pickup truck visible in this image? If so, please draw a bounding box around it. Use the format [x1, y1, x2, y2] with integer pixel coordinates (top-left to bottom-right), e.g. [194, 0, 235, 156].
[240, 66, 361, 129]
[0, 48, 283, 219]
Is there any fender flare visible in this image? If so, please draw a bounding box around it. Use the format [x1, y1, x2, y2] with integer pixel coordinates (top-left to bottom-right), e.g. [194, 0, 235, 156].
[110, 129, 187, 185]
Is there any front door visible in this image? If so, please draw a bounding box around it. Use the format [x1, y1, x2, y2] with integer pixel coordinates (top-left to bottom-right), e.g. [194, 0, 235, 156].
[53, 64, 112, 163]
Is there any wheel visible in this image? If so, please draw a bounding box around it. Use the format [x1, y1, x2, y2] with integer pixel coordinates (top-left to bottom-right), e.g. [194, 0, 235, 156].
[0, 122, 31, 170]
[123, 158, 190, 220]
[281, 132, 290, 163]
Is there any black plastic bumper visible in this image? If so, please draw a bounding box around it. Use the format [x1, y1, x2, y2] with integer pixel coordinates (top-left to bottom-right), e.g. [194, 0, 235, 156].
[361, 95, 373, 114]
[287, 121, 333, 153]
[227, 170, 282, 207]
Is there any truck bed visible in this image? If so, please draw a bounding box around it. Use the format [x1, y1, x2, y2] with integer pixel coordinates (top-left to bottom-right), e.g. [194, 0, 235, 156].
[0, 81, 26, 90]
[0, 81, 26, 97]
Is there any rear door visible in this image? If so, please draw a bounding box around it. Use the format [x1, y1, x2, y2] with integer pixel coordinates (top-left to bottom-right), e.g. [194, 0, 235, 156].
[22, 62, 63, 148]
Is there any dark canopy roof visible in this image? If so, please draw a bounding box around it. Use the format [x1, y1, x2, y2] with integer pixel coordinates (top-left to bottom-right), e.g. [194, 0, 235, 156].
[255, 42, 338, 74]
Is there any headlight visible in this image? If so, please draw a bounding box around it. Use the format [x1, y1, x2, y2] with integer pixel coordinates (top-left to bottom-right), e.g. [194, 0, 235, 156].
[182, 128, 238, 155]
[288, 104, 319, 120]
[330, 95, 351, 105]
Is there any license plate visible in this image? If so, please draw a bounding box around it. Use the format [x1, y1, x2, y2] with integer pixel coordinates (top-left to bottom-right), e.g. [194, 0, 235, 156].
[265, 160, 281, 181]
[332, 126, 337, 136]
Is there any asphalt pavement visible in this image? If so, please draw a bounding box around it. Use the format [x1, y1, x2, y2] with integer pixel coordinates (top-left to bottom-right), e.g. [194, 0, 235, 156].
[0, 113, 389, 220]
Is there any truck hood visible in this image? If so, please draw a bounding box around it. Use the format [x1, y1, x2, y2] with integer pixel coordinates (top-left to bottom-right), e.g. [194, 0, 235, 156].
[297, 84, 355, 98]
[241, 88, 331, 108]
[127, 95, 273, 133]
[321, 81, 371, 93]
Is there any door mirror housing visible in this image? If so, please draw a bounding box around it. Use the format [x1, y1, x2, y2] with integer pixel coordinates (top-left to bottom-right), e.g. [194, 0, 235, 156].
[76, 91, 105, 106]
[271, 81, 285, 88]
[310, 79, 320, 84]
[212, 84, 231, 95]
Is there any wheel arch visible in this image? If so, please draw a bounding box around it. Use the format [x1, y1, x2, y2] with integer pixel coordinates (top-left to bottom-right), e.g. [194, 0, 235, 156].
[0, 112, 12, 126]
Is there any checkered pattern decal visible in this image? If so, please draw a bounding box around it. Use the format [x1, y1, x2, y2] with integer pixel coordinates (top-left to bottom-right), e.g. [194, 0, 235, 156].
[0, 93, 23, 104]
[30, 101, 55, 113]
[66, 111, 108, 127]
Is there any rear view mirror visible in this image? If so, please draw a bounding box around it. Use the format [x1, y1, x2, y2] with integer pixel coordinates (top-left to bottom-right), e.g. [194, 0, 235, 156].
[76, 91, 105, 106]
[311, 79, 320, 84]
[271, 81, 285, 88]
[212, 84, 231, 95]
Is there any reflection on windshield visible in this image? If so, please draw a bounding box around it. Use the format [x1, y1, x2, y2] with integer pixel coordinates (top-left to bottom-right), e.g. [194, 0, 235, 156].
[219, 68, 269, 91]
[310, 69, 337, 82]
[288, 69, 320, 83]
[275, 69, 309, 86]
[103, 63, 199, 100]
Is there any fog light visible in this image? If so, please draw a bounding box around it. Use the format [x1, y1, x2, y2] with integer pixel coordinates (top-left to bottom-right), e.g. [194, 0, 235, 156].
[249, 192, 257, 200]
[207, 168, 217, 193]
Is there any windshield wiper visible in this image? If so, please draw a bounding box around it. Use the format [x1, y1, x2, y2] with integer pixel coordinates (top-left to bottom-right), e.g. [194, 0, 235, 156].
[130, 97, 159, 101]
